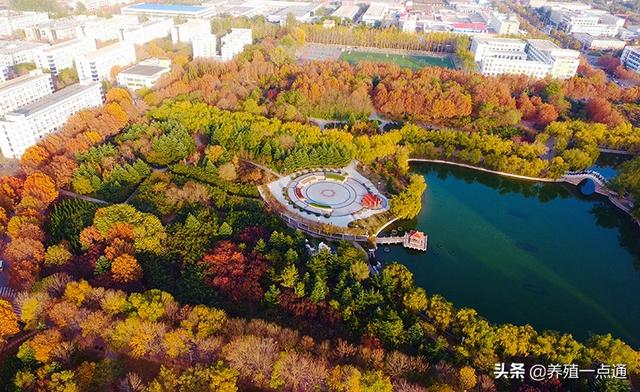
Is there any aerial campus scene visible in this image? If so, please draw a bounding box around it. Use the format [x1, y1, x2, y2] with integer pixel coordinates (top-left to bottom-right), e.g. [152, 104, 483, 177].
[0, 0, 639, 390]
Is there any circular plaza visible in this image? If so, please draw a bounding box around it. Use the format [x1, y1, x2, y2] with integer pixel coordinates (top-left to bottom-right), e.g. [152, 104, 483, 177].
[284, 169, 387, 219]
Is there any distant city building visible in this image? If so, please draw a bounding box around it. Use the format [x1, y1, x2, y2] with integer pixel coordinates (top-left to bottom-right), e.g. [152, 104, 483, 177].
[171, 19, 210, 44]
[0, 40, 50, 67]
[549, 8, 624, 37]
[621, 46, 640, 74]
[116, 58, 171, 89]
[0, 10, 49, 37]
[24, 17, 84, 42]
[68, 0, 135, 11]
[36, 38, 96, 75]
[265, 2, 322, 24]
[471, 37, 579, 79]
[119, 19, 174, 46]
[331, 5, 360, 22]
[0, 70, 53, 116]
[0, 82, 103, 158]
[362, 3, 388, 26]
[488, 12, 520, 35]
[75, 41, 137, 84]
[121, 3, 217, 19]
[75, 15, 140, 42]
[574, 33, 626, 50]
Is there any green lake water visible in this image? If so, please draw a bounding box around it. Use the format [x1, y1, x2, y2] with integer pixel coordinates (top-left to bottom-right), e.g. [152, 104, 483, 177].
[378, 162, 640, 347]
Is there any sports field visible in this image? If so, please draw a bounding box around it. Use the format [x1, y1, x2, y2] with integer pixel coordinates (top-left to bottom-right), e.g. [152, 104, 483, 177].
[338, 50, 455, 69]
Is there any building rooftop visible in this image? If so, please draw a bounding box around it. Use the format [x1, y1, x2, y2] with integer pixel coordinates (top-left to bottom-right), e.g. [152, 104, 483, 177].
[42, 38, 91, 53]
[0, 71, 49, 93]
[4, 82, 100, 119]
[81, 41, 133, 61]
[119, 63, 168, 77]
[0, 40, 49, 54]
[124, 3, 210, 13]
[363, 3, 387, 19]
[332, 5, 360, 19]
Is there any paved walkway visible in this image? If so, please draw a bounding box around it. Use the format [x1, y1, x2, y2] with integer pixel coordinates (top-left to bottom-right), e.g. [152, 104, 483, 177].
[59, 189, 109, 205]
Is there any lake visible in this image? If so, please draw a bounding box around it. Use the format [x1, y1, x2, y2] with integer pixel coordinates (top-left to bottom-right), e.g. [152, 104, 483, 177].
[378, 162, 640, 347]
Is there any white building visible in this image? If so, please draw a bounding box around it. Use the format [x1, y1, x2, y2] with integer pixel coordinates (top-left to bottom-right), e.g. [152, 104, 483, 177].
[472, 37, 579, 79]
[116, 58, 171, 89]
[75, 41, 137, 84]
[192, 28, 252, 61]
[0, 70, 53, 116]
[621, 46, 640, 74]
[192, 33, 217, 59]
[24, 18, 83, 42]
[265, 3, 322, 24]
[36, 38, 97, 75]
[70, 0, 135, 11]
[550, 8, 624, 37]
[574, 33, 626, 51]
[331, 5, 360, 22]
[119, 19, 174, 46]
[0, 10, 49, 37]
[75, 15, 139, 42]
[362, 3, 388, 26]
[0, 82, 103, 158]
[220, 28, 252, 61]
[0, 40, 50, 67]
[488, 13, 520, 35]
[171, 19, 210, 44]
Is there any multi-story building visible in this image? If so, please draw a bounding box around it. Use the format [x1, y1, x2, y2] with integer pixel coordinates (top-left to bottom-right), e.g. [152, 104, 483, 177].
[75, 41, 137, 84]
[0, 70, 53, 116]
[472, 37, 579, 79]
[0, 40, 50, 67]
[220, 28, 252, 61]
[0, 10, 49, 37]
[192, 33, 217, 59]
[75, 15, 139, 42]
[0, 82, 103, 158]
[488, 12, 520, 35]
[574, 33, 626, 50]
[121, 3, 217, 19]
[71, 0, 135, 11]
[549, 8, 624, 37]
[0, 66, 8, 82]
[36, 38, 96, 75]
[526, 39, 580, 79]
[119, 19, 174, 46]
[116, 58, 171, 89]
[24, 18, 84, 42]
[620, 46, 640, 74]
[171, 19, 210, 44]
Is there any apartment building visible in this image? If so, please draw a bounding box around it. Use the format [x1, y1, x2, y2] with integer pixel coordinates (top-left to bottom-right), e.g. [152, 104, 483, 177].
[171, 19, 210, 44]
[621, 46, 640, 74]
[220, 28, 252, 61]
[36, 38, 96, 74]
[472, 37, 579, 79]
[119, 19, 174, 46]
[75, 41, 137, 84]
[0, 71, 53, 116]
[192, 34, 217, 59]
[116, 58, 171, 89]
[0, 10, 49, 37]
[488, 12, 520, 35]
[0, 82, 103, 158]
[0, 40, 50, 67]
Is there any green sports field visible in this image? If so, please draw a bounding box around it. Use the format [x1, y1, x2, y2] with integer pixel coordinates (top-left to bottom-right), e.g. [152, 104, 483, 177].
[338, 50, 455, 69]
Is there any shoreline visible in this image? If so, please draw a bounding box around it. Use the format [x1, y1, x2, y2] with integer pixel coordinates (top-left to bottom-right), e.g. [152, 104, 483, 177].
[407, 158, 640, 227]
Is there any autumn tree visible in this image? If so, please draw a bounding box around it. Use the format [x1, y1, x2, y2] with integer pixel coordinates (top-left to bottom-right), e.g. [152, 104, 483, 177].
[0, 299, 20, 347]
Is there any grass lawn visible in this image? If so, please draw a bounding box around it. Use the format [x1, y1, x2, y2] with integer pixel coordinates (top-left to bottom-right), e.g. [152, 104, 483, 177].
[339, 50, 455, 70]
[325, 173, 346, 182]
